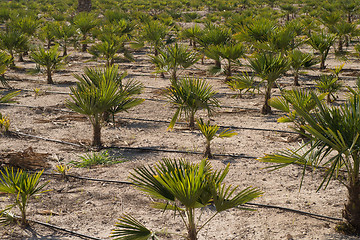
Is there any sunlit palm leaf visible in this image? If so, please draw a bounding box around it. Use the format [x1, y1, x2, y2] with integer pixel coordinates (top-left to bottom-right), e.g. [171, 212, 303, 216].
[111, 214, 155, 240]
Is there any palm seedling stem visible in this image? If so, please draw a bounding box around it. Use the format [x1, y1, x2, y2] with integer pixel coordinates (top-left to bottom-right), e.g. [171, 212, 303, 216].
[187, 208, 197, 240]
[205, 140, 212, 158]
[262, 84, 273, 114]
[92, 117, 101, 147]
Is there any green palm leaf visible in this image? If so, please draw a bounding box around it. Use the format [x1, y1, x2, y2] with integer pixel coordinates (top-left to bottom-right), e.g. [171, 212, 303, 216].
[211, 185, 263, 212]
[111, 214, 155, 240]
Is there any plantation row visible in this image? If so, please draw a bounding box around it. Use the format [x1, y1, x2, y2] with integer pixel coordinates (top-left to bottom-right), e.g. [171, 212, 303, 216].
[1, 0, 360, 239]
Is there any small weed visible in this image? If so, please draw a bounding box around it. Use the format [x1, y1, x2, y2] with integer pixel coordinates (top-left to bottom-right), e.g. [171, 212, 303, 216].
[71, 150, 124, 168]
[53, 164, 72, 180]
[0, 113, 10, 132]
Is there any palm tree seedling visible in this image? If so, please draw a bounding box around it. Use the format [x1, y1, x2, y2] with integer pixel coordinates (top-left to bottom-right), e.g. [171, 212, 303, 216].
[31, 45, 65, 84]
[134, 20, 171, 56]
[150, 43, 199, 83]
[0, 30, 29, 68]
[280, 4, 297, 21]
[206, 42, 246, 81]
[259, 93, 360, 234]
[196, 25, 232, 67]
[269, 88, 327, 136]
[180, 24, 202, 48]
[226, 71, 260, 98]
[72, 12, 99, 52]
[166, 77, 219, 130]
[8, 16, 40, 61]
[8, 15, 40, 38]
[237, 18, 276, 45]
[0, 167, 49, 227]
[67, 66, 144, 147]
[38, 22, 57, 50]
[315, 74, 342, 103]
[307, 31, 336, 69]
[51, 21, 77, 56]
[288, 49, 318, 86]
[111, 158, 262, 240]
[341, 0, 359, 23]
[255, 26, 302, 56]
[196, 118, 237, 158]
[89, 34, 129, 67]
[0, 51, 12, 86]
[248, 52, 289, 114]
[332, 21, 357, 52]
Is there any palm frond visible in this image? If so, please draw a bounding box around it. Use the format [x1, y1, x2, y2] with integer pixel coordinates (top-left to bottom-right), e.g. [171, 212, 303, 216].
[111, 214, 154, 240]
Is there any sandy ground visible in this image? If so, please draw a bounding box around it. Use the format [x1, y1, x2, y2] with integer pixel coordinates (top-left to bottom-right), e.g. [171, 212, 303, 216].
[1, 44, 360, 240]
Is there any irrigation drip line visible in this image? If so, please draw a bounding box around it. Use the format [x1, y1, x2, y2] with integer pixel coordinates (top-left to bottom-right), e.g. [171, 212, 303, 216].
[2, 103, 293, 134]
[40, 172, 133, 185]
[1, 103, 74, 113]
[29, 219, 105, 240]
[11, 129, 256, 159]
[1, 88, 257, 110]
[14, 131, 85, 148]
[104, 145, 257, 159]
[31, 171, 343, 224]
[244, 203, 342, 222]
[116, 116, 297, 134]
[220, 124, 296, 134]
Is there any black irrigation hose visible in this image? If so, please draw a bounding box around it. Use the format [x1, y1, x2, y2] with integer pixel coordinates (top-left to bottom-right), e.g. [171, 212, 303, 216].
[2, 103, 296, 134]
[14, 131, 85, 148]
[104, 145, 256, 159]
[12, 130, 256, 159]
[244, 202, 342, 222]
[2, 88, 257, 110]
[116, 116, 297, 134]
[41, 172, 133, 185]
[34, 173, 342, 223]
[11, 135, 341, 225]
[29, 219, 105, 240]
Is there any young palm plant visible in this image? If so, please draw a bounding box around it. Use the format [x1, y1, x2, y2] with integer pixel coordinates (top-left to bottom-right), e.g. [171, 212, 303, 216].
[31, 45, 65, 84]
[288, 49, 318, 86]
[166, 77, 219, 130]
[259, 93, 360, 234]
[111, 158, 262, 240]
[136, 20, 171, 56]
[268, 88, 327, 135]
[67, 66, 143, 147]
[307, 31, 336, 69]
[51, 21, 77, 56]
[89, 35, 126, 67]
[227, 72, 260, 98]
[0, 167, 49, 227]
[315, 74, 342, 103]
[0, 51, 12, 86]
[248, 52, 289, 114]
[206, 42, 246, 81]
[0, 30, 29, 68]
[180, 24, 202, 48]
[196, 118, 237, 158]
[150, 43, 199, 83]
[72, 12, 99, 52]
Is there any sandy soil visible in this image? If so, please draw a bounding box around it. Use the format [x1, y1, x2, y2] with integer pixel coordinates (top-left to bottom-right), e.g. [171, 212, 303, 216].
[1, 45, 360, 240]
